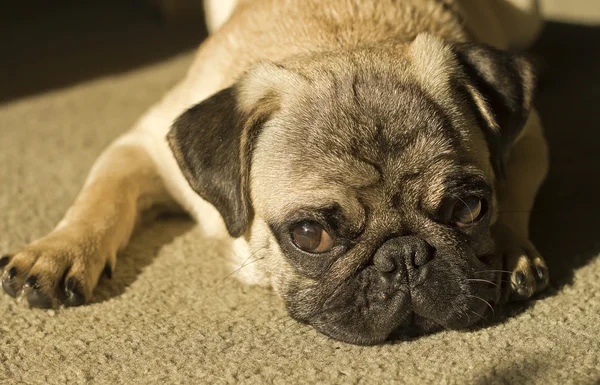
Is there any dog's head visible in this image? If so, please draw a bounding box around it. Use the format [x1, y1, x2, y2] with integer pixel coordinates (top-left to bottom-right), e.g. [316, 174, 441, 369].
[168, 34, 536, 345]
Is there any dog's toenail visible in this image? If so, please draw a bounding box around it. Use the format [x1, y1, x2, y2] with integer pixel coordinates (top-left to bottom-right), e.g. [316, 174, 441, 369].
[0, 255, 9, 268]
[65, 277, 76, 292]
[535, 265, 547, 281]
[7, 267, 17, 280]
[64, 277, 86, 307]
[2, 270, 19, 298]
[27, 289, 53, 309]
[515, 271, 525, 286]
[24, 276, 39, 289]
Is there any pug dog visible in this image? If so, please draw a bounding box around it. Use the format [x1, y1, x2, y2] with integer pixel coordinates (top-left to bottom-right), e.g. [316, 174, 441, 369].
[1, 0, 549, 345]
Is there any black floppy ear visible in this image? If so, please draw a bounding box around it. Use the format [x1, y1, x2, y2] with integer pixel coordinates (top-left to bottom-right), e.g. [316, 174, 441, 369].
[452, 43, 536, 179]
[167, 87, 256, 237]
[167, 63, 299, 237]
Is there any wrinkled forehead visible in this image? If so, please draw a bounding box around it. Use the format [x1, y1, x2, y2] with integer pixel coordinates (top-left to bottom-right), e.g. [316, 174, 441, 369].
[250, 75, 490, 222]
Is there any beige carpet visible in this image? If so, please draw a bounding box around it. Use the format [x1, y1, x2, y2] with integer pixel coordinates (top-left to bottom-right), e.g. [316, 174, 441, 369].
[1, 3, 600, 384]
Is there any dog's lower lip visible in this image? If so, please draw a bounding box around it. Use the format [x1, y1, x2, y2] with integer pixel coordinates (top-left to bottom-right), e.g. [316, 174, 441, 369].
[388, 313, 440, 340]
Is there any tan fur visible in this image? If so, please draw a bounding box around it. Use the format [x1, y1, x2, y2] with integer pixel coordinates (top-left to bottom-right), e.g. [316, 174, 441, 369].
[2, 0, 548, 322]
[3, 144, 171, 306]
[495, 110, 550, 298]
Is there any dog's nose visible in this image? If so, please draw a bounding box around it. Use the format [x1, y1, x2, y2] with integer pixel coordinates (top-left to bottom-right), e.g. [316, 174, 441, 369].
[373, 236, 433, 273]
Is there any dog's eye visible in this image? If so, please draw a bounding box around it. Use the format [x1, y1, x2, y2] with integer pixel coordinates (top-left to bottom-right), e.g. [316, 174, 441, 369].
[291, 222, 334, 253]
[452, 197, 486, 227]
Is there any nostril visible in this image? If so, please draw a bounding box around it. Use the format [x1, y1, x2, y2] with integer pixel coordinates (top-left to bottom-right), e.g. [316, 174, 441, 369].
[413, 244, 434, 267]
[413, 252, 429, 267]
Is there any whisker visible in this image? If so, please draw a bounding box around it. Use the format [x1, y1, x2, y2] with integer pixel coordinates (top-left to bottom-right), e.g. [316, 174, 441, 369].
[457, 197, 475, 223]
[467, 278, 499, 289]
[202, 248, 268, 311]
[468, 295, 495, 317]
[474, 269, 512, 275]
[212, 256, 266, 294]
[497, 210, 545, 213]
[234, 249, 266, 281]
[470, 310, 488, 322]
[210, 246, 268, 292]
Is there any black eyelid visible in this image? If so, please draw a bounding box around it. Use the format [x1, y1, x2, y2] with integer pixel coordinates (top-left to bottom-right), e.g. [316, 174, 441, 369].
[287, 219, 331, 236]
[284, 204, 346, 235]
[443, 173, 492, 197]
[446, 189, 490, 202]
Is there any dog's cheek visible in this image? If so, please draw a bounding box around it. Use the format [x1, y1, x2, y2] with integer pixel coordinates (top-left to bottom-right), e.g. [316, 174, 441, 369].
[269, 254, 297, 297]
[243, 218, 297, 294]
[227, 219, 277, 287]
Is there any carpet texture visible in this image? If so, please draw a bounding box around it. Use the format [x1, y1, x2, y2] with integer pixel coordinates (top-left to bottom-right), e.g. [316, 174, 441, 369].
[1, 3, 600, 384]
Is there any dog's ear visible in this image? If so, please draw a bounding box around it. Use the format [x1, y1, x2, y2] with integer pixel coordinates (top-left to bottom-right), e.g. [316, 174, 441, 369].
[167, 63, 302, 237]
[452, 43, 536, 179]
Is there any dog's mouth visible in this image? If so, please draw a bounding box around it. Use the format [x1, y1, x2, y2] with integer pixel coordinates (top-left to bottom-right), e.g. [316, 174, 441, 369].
[284, 244, 505, 345]
[387, 313, 444, 340]
[294, 269, 503, 345]
[299, 291, 501, 346]
[308, 301, 499, 346]
[389, 293, 501, 341]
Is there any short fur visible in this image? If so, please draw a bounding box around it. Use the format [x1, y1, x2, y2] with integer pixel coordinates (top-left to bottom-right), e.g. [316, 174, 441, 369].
[1, 0, 549, 345]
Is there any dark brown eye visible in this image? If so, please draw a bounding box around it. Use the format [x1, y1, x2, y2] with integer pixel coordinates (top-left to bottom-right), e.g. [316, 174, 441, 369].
[452, 197, 485, 227]
[291, 222, 334, 253]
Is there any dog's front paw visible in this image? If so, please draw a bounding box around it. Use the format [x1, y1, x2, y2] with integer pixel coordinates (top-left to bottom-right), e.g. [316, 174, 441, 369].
[1, 228, 112, 308]
[493, 224, 549, 302]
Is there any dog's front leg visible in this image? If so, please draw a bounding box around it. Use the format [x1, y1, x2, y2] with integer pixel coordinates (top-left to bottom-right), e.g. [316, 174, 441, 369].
[0, 135, 173, 308]
[493, 109, 550, 302]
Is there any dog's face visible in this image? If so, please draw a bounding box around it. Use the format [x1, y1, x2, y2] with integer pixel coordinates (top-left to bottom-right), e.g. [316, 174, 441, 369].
[168, 34, 535, 345]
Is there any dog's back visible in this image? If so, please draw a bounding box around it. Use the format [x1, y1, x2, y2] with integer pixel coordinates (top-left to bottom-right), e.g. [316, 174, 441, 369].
[205, 0, 542, 47]
[194, 0, 542, 95]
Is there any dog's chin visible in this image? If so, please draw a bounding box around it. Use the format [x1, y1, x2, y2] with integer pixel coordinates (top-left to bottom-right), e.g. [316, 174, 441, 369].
[291, 283, 501, 346]
[307, 305, 493, 346]
[307, 312, 470, 346]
